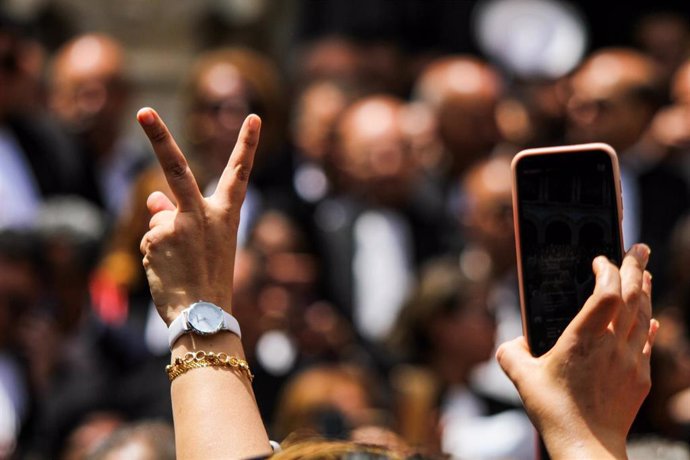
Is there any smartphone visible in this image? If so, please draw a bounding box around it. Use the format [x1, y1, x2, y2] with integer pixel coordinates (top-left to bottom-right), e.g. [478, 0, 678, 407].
[511, 143, 624, 357]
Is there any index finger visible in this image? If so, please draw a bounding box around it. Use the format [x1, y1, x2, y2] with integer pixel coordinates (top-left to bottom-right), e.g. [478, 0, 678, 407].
[213, 114, 261, 208]
[137, 108, 203, 212]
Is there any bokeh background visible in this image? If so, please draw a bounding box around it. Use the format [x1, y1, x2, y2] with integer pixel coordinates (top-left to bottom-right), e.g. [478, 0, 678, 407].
[2, 0, 690, 459]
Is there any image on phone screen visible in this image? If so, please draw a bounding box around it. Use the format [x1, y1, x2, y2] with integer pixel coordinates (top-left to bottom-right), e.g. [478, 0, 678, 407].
[514, 149, 623, 356]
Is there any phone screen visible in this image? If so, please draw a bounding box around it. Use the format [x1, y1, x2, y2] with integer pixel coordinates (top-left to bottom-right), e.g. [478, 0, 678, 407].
[514, 149, 623, 356]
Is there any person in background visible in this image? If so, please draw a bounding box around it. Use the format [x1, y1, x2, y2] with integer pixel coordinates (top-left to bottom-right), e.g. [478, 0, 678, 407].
[243, 209, 358, 425]
[17, 198, 159, 459]
[272, 364, 387, 442]
[630, 214, 690, 440]
[48, 33, 152, 219]
[316, 95, 445, 342]
[0, 230, 39, 457]
[412, 55, 503, 188]
[646, 58, 690, 185]
[289, 78, 355, 209]
[388, 257, 534, 460]
[566, 47, 690, 298]
[411, 55, 505, 255]
[456, 156, 527, 409]
[180, 46, 289, 245]
[0, 15, 81, 229]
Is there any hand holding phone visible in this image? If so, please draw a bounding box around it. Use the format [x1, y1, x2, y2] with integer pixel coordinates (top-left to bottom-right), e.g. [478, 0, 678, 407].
[497, 244, 657, 459]
[511, 143, 624, 356]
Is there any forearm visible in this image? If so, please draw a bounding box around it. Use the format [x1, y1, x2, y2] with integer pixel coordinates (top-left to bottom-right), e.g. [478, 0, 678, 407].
[170, 333, 271, 459]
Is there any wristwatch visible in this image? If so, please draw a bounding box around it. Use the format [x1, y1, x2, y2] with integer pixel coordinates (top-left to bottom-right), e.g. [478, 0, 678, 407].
[168, 302, 242, 349]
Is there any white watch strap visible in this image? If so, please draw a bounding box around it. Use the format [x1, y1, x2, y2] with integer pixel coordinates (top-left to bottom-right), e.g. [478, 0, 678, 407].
[168, 309, 189, 349]
[168, 305, 242, 349]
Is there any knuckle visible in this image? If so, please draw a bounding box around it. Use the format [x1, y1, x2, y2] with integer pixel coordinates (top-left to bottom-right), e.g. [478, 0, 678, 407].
[623, 285, 642, 305]
[597, 288, 621, 308]
[168, 162, 189, 180]
[636, 369, 652, 395]
[242, 133, 258, 149]
[637, 306, 651, 325]
[140, 235, 149, 255]
[149, 127, 168, 144]
[235, 164, 251, 182]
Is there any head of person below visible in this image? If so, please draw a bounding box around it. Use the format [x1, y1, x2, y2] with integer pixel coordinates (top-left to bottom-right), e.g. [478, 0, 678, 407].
[136, 107, 659, 459]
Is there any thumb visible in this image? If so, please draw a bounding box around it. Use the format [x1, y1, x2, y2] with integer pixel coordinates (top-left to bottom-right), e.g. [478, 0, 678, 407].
[147, 191, 176, 216]
[496, 336, 533, 386]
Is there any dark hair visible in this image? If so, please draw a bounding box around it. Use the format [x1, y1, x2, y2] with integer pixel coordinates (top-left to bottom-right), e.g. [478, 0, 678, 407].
[387, 256, 487, 363]
[0, 228, 44, 277]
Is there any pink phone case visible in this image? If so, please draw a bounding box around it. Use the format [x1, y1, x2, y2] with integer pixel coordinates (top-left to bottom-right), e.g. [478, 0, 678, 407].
[510, 142, 625, 344]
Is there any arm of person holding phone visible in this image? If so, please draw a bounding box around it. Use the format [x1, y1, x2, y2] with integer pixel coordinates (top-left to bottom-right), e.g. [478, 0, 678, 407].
[497, 244, 659, 459]
[137, 107, 272, 459]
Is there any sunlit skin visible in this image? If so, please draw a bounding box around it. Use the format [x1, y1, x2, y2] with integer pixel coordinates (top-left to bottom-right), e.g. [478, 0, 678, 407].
[292, 80, 350, 163]
[186, 61, 252, 184]
[49, 34, 128, 158]
[567, 49, 659, 153]
[335, 96, 416, 206]
[643, 59, 690, 151]
[461, 155, 515, 278]
[414, 56, 502, 177]
[136, 105, 660, 459]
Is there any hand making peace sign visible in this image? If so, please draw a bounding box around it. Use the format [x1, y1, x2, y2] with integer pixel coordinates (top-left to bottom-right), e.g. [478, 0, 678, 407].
[137, 107, 261, 326]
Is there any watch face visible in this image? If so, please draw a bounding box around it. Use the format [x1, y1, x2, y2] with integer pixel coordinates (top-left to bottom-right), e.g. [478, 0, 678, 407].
[188, 302, 224, 334]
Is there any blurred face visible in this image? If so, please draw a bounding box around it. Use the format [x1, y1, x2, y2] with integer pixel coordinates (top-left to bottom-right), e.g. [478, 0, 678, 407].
[434, 292, 496, 366]
[438, 93, 500, 169]
[567, 59, 652, 152]
[338, 99, 416, 205]
[293, 81, 348, 162]
[188, 62, 252, 173]
[416, 59, 502, 173]
[50, 36, 127, 136]
[462, 158, 515, 272]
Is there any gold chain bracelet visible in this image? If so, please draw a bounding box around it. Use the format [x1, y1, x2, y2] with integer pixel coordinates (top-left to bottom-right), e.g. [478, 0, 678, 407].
[166, 351, 254, 383]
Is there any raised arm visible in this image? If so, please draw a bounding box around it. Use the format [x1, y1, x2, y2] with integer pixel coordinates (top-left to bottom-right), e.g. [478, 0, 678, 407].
[137, 108, 271, 459]
[497, 244, 659, 459]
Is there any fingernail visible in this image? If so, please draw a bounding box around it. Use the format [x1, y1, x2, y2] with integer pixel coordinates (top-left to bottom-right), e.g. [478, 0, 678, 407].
[594, 255, 608, 269]
[138, 108, 155, 126]
[633, 244, 651, 263]
[247, 114, 259, 130]
[593, 256, 609, 274]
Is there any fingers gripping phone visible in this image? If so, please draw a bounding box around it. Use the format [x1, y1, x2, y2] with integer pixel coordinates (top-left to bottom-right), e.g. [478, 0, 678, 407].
[511, 143, 624, 357]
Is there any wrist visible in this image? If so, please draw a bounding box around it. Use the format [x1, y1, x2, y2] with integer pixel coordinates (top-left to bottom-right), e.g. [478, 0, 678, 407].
[171, 332, 245, 362]
[542, 424, 627, 460]
[157, 295, 234, 326]
[167, 301, 241, 349]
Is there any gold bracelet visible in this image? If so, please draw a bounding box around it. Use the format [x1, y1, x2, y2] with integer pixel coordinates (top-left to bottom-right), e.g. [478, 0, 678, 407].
[166, 351, 254, 383]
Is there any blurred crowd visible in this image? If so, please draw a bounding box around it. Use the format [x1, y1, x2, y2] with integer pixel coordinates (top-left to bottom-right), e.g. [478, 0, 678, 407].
[2, 0, 690, 458]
